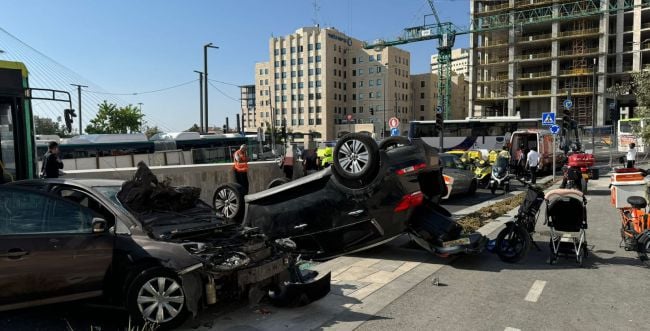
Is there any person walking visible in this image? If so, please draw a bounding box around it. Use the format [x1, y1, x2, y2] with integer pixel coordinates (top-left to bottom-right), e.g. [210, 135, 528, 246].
[41, 141, 64, 178]
[627, 143, 637, 168]
[514, 146, 524, 178]
[526, 146, 540, 184]
[233, 144, 249, 194]
[302, 148, 319, 175]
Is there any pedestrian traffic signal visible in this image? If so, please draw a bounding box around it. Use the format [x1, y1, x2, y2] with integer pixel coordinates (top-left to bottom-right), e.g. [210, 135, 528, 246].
[63, 108, 76, 133]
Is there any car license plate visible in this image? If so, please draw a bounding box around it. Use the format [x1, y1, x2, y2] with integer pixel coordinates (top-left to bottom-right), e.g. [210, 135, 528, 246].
[442, 237, 471, 247]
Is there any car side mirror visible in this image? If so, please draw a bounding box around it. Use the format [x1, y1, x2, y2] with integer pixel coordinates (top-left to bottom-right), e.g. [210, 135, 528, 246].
[92, 217, 107, 233]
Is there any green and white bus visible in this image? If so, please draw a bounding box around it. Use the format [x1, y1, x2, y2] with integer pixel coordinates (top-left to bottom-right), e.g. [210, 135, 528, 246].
[0, 60, 36, 182]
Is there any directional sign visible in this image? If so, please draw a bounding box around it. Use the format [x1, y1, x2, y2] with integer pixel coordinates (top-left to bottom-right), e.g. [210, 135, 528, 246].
[389, 117, 400, 129]
[550, 124, 560, 135]
[563, 98, 573, 110]
[390, 127, 400, 137]
[541, 112, 555, 126]
[436, 105, 443, 114]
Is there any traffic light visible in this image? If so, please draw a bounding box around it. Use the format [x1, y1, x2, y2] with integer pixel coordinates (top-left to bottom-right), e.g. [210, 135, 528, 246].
[561, 109, 571, 133]
[63, 108, 76, 133]
[435, 112, 444, 131]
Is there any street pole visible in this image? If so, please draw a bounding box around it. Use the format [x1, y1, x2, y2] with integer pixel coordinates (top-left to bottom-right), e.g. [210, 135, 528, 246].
[268, 86, 276, 154]
[70, 84, 87, 134]
[194, 70, 204, 132]
[383, 62, 388, 139]
[203, 43, 219, 133]
[591, 58, 597, 154]
[552, 134, 556, 182]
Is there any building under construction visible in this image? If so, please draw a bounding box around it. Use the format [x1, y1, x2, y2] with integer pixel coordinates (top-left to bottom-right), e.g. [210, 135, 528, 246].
[469, 0, 650, 126]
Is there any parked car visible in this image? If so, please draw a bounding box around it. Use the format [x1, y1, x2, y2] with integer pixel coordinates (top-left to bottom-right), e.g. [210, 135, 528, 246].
[211, 134, 457, 259]
[439, 153, 478, 198]
[3, 174, 329, 329]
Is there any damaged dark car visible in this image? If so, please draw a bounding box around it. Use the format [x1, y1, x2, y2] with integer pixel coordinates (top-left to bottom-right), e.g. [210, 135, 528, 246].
[1, 168, 330, 329]
[212, 133, 485, 260]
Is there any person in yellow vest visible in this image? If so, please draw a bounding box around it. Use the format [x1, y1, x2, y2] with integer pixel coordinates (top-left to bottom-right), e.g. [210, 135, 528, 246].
[233, 144, 249, 194]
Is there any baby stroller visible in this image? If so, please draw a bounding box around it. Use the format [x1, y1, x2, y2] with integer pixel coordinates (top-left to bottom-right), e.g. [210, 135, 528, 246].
[545, 189, 588, 266]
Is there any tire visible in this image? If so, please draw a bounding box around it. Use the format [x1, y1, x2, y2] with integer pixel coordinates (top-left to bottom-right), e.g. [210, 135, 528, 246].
[267, 177, 290, 189]
[332, 133, 380, 184]
[379, 136, 410, 151]
[495, 223, 531, 263]
[213, 183, 245, 222]
[468, 180, 478, 196]
[126, 267, 188, 330]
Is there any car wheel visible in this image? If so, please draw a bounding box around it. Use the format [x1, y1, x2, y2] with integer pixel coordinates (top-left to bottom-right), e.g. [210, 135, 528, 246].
[126, 267, 188, 330]
[332, 133, 380, 185]
[213, 183, 245, 222]
[379, 136, 410, 151]
[267, 177, 290, 189]
[468, 180, 478, 195]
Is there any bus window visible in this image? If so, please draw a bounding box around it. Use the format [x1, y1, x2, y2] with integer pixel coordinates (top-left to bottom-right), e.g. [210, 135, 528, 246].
[0, 100, 16, 181]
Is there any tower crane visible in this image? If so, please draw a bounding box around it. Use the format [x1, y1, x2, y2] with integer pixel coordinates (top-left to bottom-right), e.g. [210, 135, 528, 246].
[364, 0, 468, 149]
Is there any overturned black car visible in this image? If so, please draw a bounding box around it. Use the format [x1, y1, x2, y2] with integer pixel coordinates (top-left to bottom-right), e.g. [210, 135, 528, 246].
[4, 166, 329, 329]
[212, 133, 486, 260]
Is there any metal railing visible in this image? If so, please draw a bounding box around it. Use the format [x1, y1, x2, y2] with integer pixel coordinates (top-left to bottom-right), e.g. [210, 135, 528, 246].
[558, 48, 599, 56]
[558, 28, 600, 37]
[516, 90, 552, 96]
[515, 52, 552, 60]
[517, 33, 552, 42]
[519, 71, 552, 79]
[559, 68, 592, 76]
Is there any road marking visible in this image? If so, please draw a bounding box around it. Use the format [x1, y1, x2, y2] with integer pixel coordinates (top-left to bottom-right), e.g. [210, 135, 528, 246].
[524, 280, 547, 302]
[505, 327, 521, 331]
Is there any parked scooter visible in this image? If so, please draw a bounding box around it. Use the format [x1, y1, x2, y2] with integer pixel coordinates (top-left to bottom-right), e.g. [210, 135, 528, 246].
[474, 159, 492, 188]
[489, 156, 511, 194]
[615, 168, 650, 266]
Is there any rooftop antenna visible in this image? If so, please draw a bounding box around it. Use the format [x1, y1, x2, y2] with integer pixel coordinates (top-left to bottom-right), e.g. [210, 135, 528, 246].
[312, 0, 320, 28]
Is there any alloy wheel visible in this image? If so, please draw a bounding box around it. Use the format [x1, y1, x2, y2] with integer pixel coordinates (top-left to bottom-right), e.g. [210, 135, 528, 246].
[137, 277, 185, 324]
[214, 188, 238, 218]
[337, 139, 370, 175]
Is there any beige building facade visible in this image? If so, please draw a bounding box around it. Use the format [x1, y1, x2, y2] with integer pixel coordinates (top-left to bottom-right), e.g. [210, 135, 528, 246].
[411, 73, 469, 122]
[431, 48, 470, 76]
[253, 27, 413, 141]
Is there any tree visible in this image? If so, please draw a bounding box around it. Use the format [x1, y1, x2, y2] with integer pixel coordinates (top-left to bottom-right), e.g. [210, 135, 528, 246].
[144, 126, 162, 139]
[85, 101, 144, 134]
[630, 71, 650, 144]
[186, 124, 201, 132]
[34, 116, 61, 135]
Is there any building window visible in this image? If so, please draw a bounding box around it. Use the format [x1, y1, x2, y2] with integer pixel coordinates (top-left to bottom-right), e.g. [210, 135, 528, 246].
[343, 83, 347, 90]
[281, 60, 286, 66]
[298, 58, 304, 65]
[281, 48, 286, 55]
[281, 71, 287, 79]
[308, 56, 314, 63]
[291, 59, 296, 65]
[299, 45, 304, 52]
[359, 93, 364, 100]
[369, 67, 375, 74]
[352, 94, 356, 100]
[343, 59, 347, 66]
[376, 91, 381, 98]
[352, 58, 357, 64]
[316, 93, 322, 99]
[420, 105, 425, 112]
[281, 95, 287, 101]
[377, 54, 382, 61]
[369, 55, 375, 62]
[309, 106, 314, 113]
[333, 69, 337, 76]
[352, 70, 357, 77]
[316, 42, 321, 50]
[299, 107, 304, 113]
[299, 119, 304, 125]
[316, 80, 321, 87]
[316, 118, 322, 124]
[358, 69, 364, 75]
[316, 55, 321, 62]
[265, 68, 269, 74]
[274, 61, 280, 67]
[308, 43, 313, 51]
[281, 83, 287, 90]
[308, 81, 314, 88]
[291, 83, 296, 89]
[309, 93, 314, 100]
[291, 46, 296, 53]
[299, 94, 304, 100]
[369, 92, 374, 98]
[420, 92, 425, 99]
[352, 106, 356, 113]
[274, 49, 279, 56]
[274, 73, 279, 79]
[298, 70, 304, 77]
[359, 81, 364, 87]
[309, 119, 314, 125]
[352, 82, 356, 88]
[275, 84, 280, 90]
[292, 119, 297, 125]
[316, 68, 321, 75]
[369, 80, 374, 87]
[358, 56, 364, 63]
[291, 107, 296, 113]
[377, 79, 382, 86]
[420, 116, 424, 120]
[309, 69, 314, 76]
[291, 71, 296, 77]
[265, 79, 268, 84]
[298, 82, 304, 88]
[316, 106, 322, 113]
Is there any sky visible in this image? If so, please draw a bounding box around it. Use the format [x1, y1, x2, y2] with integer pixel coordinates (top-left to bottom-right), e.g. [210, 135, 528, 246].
[0, 0, 472, 132]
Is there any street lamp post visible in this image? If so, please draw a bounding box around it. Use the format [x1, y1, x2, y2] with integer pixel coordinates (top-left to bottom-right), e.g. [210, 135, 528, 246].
[382, 62, 389, 138]
[193, 70, 204, 131]
[591, 58, 597, 154]
[203, 43, 219, 133]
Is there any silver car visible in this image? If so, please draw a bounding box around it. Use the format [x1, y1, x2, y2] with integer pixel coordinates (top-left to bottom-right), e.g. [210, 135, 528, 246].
[440, 153, 478, 198]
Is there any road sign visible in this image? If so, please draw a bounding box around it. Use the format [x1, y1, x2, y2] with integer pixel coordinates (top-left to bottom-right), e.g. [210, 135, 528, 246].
[436, 105, 443, 114]
[389, 117, 400, 129]
[390, 127, 400, 136]
[346, 114, 352, 121]
[550, 124, 560, 135]
[542, 112, 556, 126]
[563, 98, 573, 110]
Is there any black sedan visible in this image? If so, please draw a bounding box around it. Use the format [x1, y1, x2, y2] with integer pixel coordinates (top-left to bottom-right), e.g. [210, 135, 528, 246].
[210, 133, 478, 260]
[3, 175, 329, 329]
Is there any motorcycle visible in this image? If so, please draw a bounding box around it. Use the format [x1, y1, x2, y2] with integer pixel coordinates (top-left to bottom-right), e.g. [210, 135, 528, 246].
[489, 156, 511, 194]
[474, 159, 492, 188]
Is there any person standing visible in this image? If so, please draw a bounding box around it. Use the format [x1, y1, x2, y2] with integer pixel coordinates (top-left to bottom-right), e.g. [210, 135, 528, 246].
[280, 144, 294, 179]
[526, 146, 540, 184]
[233, 144, 249, 194]
[627, 143, 637, 168]
[41, 141, 64, 178]
[302, 148, 319, 175]
[514, 146, 524, 178]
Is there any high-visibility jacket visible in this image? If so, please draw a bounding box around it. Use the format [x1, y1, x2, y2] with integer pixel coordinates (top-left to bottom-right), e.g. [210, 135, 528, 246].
[233, 150, 249, 172]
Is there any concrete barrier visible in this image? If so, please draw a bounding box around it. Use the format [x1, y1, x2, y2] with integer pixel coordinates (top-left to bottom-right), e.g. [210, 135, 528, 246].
[64, 161, 287, 203]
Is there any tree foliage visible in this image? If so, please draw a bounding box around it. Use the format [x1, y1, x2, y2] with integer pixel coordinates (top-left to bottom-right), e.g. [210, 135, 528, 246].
[186, 124, 201, 132]
[630, 71, 650, 143]
[85, 101, 144, 134]
[144, 126, 162, 139]
[34, 116, 61, 135]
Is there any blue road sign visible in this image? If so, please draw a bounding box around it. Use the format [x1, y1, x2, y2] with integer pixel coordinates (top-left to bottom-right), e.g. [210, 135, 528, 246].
[563, 98, 573, 110]
[541, 112, 555, 126]
[436, 105, 443, 114]
[550, 124, 560, 135]
[390, 127, 400, 137]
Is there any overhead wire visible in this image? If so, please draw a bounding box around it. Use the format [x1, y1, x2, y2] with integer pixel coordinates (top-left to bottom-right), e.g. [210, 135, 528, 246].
[207, 80, 240, 103]
[85, 79, 198, 96]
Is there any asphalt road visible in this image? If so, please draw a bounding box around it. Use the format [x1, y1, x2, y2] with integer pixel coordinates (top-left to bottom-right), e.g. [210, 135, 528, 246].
[356, 177, 650, 331]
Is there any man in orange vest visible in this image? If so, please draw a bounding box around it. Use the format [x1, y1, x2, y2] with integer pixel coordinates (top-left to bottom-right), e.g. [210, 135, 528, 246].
[233, 144, 249, 194]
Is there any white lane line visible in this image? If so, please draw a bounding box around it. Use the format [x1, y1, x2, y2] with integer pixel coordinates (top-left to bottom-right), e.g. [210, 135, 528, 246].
[504, 327, 521, 331]
[524, 280, 547, 302]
